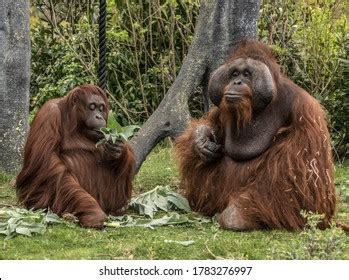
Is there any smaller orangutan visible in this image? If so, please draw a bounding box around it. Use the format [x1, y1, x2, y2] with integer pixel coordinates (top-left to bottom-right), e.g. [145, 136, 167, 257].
[16, 84, 135, 228]
[175, 40, 338, 231]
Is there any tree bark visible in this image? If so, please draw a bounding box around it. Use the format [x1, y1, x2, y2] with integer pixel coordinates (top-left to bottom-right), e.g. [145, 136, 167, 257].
[131, 0, 261, 171]
[0, 0, 31, 174]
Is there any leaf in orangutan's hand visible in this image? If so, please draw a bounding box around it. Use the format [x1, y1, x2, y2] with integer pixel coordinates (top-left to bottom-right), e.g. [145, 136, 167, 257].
[96, 110, 140, 147]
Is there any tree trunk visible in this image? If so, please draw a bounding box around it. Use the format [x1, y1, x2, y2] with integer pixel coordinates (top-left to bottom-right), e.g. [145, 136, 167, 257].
[0, 0, 31, 174]
[131, 0, 261, 171]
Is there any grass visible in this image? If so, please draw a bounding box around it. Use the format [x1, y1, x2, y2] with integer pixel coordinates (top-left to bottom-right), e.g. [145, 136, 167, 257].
[0, 172, 15, 206]
[0, 147, 349, 260]
[134, 145, 180, 194]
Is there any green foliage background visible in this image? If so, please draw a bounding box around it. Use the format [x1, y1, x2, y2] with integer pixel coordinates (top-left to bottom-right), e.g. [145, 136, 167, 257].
[30, 0, 349, 159]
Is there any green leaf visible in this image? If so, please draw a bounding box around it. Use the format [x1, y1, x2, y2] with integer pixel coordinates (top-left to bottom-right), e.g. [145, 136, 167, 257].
[107, 110, 122, 133]
[142, 213, 189, 227]
[154, 194, 169, 212]
[130, 186, 191, 217]
[138, 203, 155, 218]
[99, 111, 140, 144]
[130, 187, 160, 218]
[121, 213, 189, 228]
[43, 212, 62, 224]
[15, 227, 32, 236]
[105, 211, 212, 229]
[164, 240, 195, 246]
[100, 127, 112, 134]
[119, 125, 140, 140]
[107, 110, 122, 132]
[95, 138, 107, 147]
[27, 225, 46, 234]
[0, 207, 61, 239]
[111, 134, 118, 144]
[167, 192, 191, 212]
[104, 221, 121, 228]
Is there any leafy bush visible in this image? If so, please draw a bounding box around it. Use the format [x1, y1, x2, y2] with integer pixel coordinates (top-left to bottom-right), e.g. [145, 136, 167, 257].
[30, 0, 200, 125]
[259, 0, 349, 160]
[336, 39, 349, 159]
[30, 24, 95, 117]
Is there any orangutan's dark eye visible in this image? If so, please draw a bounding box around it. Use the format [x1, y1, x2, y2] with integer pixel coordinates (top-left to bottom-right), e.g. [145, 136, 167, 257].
[243, 70, 251, 77]
[232, 71, 239, 77]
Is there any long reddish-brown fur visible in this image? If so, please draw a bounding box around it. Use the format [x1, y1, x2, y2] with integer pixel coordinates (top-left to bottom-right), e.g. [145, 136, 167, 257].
[175, 41, 336, 230]
[16, 85, 135, 227]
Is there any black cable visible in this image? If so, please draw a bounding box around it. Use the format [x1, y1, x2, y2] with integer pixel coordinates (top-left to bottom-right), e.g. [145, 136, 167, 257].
[98, 0, 107, 91]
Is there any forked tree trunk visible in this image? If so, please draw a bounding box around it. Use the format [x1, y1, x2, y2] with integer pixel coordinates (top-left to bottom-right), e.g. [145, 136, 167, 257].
[131, 0, 261, 171]
[0, 0, 31, 174]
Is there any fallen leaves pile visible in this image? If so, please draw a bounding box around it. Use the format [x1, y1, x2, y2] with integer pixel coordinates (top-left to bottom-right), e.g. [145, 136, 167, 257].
[0, 186, 211, 239]
[0, 208, 62, 239]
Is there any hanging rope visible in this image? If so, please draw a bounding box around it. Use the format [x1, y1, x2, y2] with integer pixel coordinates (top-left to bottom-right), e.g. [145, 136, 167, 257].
[98, 0, 107, 91]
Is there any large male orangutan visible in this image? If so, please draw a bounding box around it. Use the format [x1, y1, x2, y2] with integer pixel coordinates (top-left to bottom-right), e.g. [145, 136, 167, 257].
[16, 85, 135, 228]
[176, 40, 336, 231]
